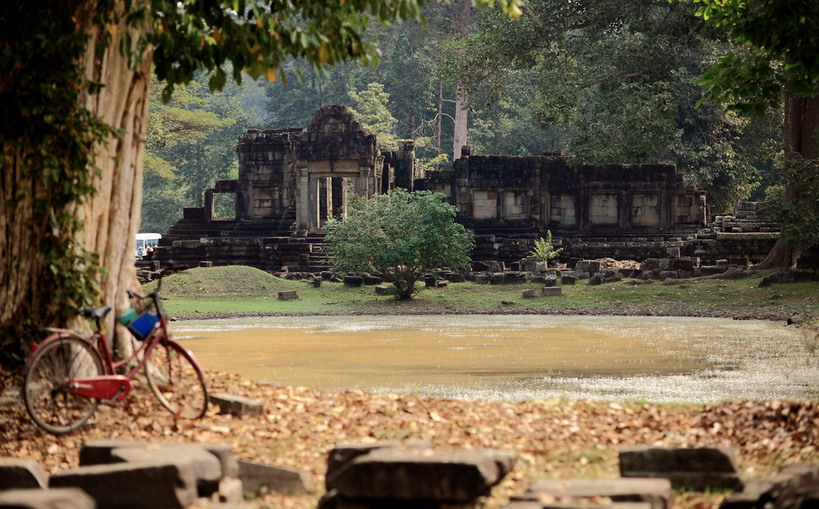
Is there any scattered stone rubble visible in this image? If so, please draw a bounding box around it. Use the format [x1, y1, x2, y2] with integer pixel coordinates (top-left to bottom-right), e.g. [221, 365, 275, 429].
[1, 442, 816, 509]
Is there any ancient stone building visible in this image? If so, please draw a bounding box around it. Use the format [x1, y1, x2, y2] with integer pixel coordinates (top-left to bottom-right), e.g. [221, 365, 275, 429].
[155, 105, 777, 274]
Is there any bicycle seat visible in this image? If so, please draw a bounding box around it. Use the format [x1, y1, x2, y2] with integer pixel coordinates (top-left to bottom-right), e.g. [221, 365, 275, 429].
[80, 306, 112, 321]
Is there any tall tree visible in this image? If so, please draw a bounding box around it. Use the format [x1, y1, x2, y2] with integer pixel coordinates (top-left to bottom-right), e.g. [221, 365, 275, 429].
[454, 0, 781, 212]
[693, 0, 819, 266]
[0, 0, 519, 360]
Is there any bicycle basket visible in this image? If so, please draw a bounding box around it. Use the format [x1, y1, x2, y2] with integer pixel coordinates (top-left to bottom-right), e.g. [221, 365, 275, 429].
[127, 312, 159, 341]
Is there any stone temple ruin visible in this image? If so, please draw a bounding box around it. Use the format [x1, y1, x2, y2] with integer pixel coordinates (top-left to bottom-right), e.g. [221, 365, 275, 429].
[152, 105, 778, 277]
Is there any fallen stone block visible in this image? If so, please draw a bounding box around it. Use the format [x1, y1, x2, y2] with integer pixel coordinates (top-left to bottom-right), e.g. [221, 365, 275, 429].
[237, 459, 311, 495]
[522, 288, 538, 299]
[543, 276, 559, 287]
[277, 290, 298, 300]
[475, 274, 490, 284]
[437, 280, 449, 288]
[0, 488, 95, 509]
[343, 276, 363, 287]
[374, 284, 392, 295]
[50, 459, 197, 509]
[326, 447, 516, 503]
[0, 458, 48, 490]
[363, 274, 383, 285]
[575, 260, 600, 275]
[560, 275, 576, 285]
[722, 463, 819, 509]
[490, 273, 506, 285]
[111, 443, 223, 496]
[325, 440, 433, 489]
[209, 393, 264, 417]
[205, 443, 240, 479]
[588, 274, 604, 285]
[542, 287, 562, 296]
[449, 273, 466, 283]
[619, 446, 742, 491]
[216, 477, 244, 504]
[525, 478, 672, 509]
[79, 439, 147, 466]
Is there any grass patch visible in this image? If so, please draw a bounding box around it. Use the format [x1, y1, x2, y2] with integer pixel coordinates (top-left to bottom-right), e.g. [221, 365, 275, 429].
[145, 265, 303, 297]
[150, 265, 819, 325]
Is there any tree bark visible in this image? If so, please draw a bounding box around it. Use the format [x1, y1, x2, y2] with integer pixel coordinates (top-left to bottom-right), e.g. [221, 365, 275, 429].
[0, 13, 151, 352]
[756, 86, 819, 269]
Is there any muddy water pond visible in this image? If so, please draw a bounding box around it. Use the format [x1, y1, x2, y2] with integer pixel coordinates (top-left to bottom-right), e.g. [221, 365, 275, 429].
[172, 315, 818, 403]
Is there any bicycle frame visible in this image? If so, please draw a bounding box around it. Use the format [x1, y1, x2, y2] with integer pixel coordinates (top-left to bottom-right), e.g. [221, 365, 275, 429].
[27, 292, 172, 402]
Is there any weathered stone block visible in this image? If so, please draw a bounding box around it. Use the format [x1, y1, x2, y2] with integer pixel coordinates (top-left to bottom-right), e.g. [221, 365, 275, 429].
[363, 274, 383, 285]
[50, 459, 197, 509]
[521, 289, 538, 299]
[448, 273, 466, 283]
[209, 393, 264, 417]
[0, 488, 95, 509]
[375, 284, 392, 295]
[111, 443, 223, 496]
[425, 276, 438, 288]
[437, 280, 449, 288]
[237, 459, 311, 495]
[640, 259, 660, 271]
[326, 447, 516, 503]
[278, 290, 298, 300]
[526, 478, 672, 509]
[325, 440, 434, 491]
[543, 276, 559, 287]
[343, 276, 363, 287]
[217, 477, 244, 504]
[542, 287, 562, 296]
[490, 273, 506, 285]
[575, 260, 600, 275]
[473, 261, 502, 273]
[79, 440, 147, 466]
[721, 463, 819, 509]
[474, 274, 490, 284]
[670, 259, 694, 271]
[0, 458, 49, 490]
[588, 274, 604, 286]
[504, 272, 530, 284]
[561, 275, 576, 285]
[205, 443, 240, 479]
[619, 447, 741, 491]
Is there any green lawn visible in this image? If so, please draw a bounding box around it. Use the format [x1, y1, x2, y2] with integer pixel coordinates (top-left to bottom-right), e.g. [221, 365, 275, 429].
[151, 266, 819, 327]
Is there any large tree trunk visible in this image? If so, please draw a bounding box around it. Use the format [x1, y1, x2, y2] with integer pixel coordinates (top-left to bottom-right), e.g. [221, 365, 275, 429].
[756, 87, 819, 269]
[0, 13, 151, 353]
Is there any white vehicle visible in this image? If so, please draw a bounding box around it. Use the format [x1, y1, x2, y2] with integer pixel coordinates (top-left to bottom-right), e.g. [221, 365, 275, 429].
[136, 233, 161, 258]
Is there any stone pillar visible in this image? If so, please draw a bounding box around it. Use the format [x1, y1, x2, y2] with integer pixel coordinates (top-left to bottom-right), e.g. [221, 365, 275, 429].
[296, 168, 310, 230]
[204, 189, 215, 221]
[660, 190, 670, 230]
[619, 191, 629, 229]
[309, 176, 320, 230]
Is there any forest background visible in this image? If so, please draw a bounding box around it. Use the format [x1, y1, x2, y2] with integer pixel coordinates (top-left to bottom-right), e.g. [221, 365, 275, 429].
[142, 0, 783, 235]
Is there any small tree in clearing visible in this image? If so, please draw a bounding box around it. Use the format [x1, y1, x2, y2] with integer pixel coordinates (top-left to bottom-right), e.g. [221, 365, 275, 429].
[325, 189, 474, 300]
[530, 230, 563, 267]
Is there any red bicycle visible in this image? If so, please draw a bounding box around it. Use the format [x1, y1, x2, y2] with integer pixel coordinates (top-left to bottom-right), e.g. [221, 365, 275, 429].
[22, 279, 208, 434]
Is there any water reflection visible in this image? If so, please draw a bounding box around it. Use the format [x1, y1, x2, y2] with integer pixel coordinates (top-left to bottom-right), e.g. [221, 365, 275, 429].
[173, 315, 818, 402]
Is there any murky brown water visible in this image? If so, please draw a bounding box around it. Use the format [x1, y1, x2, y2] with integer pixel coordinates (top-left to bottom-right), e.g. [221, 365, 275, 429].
[172, 315, 818, 402]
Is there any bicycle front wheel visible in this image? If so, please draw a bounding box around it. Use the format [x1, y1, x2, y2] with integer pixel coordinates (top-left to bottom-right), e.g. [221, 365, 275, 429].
[23, 336, 104, 434]
[145, 340, 208, 419]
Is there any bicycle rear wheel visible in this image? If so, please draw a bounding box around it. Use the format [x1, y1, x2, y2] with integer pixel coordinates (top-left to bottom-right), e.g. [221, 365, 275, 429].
[23, 336, 104, 434]
[145, 340, 208, 419]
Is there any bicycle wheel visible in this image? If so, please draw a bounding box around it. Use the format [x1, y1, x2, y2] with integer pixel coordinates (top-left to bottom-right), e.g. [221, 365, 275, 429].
[23, 336, 104, 434]
[145, 340, 208, 419]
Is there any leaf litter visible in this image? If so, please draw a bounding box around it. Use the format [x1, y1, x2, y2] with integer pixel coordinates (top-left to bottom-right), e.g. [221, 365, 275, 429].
[0, 368, 816, 508]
